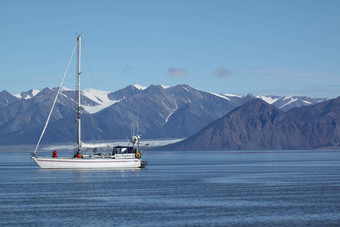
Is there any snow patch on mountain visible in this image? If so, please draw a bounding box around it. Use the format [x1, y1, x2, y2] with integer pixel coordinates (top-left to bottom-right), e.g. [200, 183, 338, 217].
[280, 97, 298, 109]
[209, 92, 231, 101]
[31, 89, 41, 97]
[283, 96, 293, 101]
[182, 86, 189, 92]
[256, 95, 279, 105]
[164, 98, 178, 123]
[160, 85, 170, 89]
[14, 89, 41, 99]
[224, 93, 243, 98]
[132, 84, 147, 90]
[61, 87, 73, 91]
[82, 89, 119, 114]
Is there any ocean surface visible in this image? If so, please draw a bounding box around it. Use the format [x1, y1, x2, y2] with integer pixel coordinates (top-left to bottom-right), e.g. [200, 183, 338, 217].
[0, 149, 340, 226]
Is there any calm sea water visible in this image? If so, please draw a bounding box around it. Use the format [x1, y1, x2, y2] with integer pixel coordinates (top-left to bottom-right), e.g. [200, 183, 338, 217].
[0, 149, 339, 226]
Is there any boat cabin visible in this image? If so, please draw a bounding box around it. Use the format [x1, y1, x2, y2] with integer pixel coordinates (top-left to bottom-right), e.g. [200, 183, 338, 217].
[112, 146, 136, 155]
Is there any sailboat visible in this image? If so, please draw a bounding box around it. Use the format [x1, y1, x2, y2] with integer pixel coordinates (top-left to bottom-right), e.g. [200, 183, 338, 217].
[31, 35, 147, 169]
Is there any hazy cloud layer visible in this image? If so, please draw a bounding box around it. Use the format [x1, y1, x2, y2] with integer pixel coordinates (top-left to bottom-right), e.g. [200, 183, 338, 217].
[213, 66, 232, 78]
[167, 67, 188, 77]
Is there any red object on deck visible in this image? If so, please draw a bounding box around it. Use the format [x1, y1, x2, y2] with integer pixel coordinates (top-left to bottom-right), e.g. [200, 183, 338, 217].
[52, 150, 57, 158]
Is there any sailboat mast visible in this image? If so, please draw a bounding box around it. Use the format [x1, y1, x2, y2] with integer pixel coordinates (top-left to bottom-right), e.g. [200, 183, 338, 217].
[77, 35, 82, 153]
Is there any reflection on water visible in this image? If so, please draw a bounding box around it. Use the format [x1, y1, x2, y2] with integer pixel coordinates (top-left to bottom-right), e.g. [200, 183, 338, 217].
[0, 149, 340, 226]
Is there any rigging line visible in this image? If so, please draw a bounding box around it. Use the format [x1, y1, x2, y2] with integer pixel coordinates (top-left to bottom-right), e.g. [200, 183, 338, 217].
[33, 41, 78, 155]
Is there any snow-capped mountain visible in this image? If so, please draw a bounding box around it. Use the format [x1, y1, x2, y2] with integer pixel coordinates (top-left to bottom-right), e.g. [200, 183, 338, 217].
[221, 94, 327, 111]
[14, 89, 42, 99]
[79, 89, 118, 114]
[0, 84, 329, 145]
[255, 95, 327, 111]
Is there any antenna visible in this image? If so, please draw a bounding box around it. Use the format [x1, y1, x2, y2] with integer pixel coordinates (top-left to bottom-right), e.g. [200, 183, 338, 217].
[136, 112, 139, 137]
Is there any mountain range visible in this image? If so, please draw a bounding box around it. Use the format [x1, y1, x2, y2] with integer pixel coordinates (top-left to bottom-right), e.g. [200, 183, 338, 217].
[161, 97, 340, 150]
[0, 84, 331, 149]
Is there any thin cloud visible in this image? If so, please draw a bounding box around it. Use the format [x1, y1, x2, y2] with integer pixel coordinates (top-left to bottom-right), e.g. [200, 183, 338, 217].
[122, 66, 132, 72]
[213, 66, 232, 78]
[167, 67, 188, 77]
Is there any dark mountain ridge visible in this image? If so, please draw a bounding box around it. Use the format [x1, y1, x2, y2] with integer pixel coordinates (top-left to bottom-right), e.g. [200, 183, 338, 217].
[161, 97, 340, 151]
[287, 97, 340, 149]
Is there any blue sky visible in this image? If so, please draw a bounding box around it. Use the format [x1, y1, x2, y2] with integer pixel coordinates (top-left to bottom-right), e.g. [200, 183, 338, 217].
[1, 0, 339, 97]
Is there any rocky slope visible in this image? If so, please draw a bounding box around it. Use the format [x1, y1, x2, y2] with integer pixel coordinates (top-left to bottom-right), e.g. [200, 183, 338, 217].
[161, 97, 340, 150]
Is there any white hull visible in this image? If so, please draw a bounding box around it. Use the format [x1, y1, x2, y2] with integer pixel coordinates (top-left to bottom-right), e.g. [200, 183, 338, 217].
[32, 156, 142, 169]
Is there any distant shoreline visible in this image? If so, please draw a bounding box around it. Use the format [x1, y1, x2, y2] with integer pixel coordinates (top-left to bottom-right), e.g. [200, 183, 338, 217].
[0, 138, 184, 152]
[1, 144, 339, 153]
